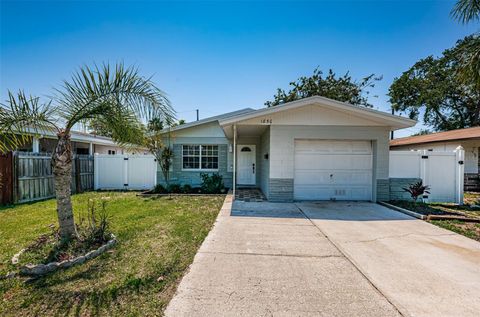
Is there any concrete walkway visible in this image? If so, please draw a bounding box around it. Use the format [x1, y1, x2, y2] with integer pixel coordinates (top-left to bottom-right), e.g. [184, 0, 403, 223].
[165, 197, 480, 316]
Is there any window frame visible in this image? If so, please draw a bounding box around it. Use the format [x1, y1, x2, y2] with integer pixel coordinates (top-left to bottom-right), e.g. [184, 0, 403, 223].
[182, 144, 219, 171]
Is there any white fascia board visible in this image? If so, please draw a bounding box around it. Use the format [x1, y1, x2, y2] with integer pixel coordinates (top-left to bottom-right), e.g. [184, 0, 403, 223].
[219, 96, 416, 129]
[161, 108, 256, 133]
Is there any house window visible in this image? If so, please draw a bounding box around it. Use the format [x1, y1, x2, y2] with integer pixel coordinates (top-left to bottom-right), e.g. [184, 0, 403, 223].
[108, 150, 116, 155]
[201, 145, 219, 169]
[182, 145, 219, 170]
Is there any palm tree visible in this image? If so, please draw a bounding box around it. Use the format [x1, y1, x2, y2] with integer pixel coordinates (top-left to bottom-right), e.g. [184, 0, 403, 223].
[451, 0, 480, 24]
[451, 0, 480, 88]
[0, 63, 174, 240]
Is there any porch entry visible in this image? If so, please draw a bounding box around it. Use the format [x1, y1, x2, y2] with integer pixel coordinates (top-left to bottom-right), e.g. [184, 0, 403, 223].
[237, 145, 256, 185]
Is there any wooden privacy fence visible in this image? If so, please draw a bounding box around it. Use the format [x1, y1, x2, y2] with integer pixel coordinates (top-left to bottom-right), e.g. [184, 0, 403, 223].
[0, 152, 94, 204]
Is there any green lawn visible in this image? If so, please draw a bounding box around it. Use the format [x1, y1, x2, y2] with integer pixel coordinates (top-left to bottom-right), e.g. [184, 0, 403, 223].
[388, 194, 480, 242]
[430, 220, 480, 242]
[0, 192, 224, 316]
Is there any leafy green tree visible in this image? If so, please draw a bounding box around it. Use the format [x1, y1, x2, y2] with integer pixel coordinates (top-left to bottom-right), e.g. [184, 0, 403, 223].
[411, 129, 431, 136]
[143, 119, 175, 187]
[147, 117, 165, 132]
[389, 36, 480, 131]
[88, 118, 114, 137]
[170, 119, 186, 127]
[0, 64, 174, 239]
[265, 68, 382, 107]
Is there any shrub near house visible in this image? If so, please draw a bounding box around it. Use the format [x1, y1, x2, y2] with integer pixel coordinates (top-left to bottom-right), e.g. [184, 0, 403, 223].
[150, 173, 226, 194]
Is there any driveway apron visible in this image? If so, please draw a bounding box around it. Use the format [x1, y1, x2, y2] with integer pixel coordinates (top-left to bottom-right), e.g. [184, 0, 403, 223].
[165, 196, 401, 317]
[297, 201, 480, 317]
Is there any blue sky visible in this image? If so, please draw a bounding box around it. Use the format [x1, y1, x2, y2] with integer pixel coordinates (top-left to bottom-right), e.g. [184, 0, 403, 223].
[1, 0, 478, 137]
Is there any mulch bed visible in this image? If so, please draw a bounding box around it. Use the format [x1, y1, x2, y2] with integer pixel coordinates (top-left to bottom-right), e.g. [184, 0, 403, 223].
[388, 201, 461, 216]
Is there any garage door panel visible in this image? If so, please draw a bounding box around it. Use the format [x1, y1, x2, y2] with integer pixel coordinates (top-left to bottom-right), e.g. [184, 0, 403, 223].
[295, 171, 332, 184]
[294, 185, 372, 201]
[294, 140, 373, 201]
[295, 154, 371, 170]
[296, 170, 371, 185]
[332, 171, 372, 185]
[295, 140, 372, 155]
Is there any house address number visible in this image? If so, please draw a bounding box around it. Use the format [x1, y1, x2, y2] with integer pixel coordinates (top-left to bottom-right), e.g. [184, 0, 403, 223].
[260, 118, 273, 124]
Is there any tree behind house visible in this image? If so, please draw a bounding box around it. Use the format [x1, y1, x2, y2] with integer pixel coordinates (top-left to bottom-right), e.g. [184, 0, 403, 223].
[389, 35, 480, 132]
[265, 68, 382, 107]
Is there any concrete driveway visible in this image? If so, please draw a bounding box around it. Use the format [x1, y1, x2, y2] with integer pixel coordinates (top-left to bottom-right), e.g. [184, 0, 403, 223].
[165, 197, 480, 317]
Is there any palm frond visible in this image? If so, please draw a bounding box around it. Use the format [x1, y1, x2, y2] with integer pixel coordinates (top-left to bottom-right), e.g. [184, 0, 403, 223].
[451, 0, 480, 24]
[55, 63, 175, 143]
[0, 91, 58, 153]
[456, 34, 480, 88]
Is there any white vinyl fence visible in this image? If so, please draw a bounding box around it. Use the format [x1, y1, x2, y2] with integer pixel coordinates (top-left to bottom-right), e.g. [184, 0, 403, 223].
[94, 154, 157, 190]
[389, 146, 464, 204]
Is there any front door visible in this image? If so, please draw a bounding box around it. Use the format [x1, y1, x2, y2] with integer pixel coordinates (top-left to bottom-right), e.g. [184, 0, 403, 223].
[237, 145, 256, 185]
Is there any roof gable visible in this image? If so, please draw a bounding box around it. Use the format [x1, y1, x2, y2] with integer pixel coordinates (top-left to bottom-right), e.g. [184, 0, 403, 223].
[219, 96, 416, 130]
[238, 104, 385, 126]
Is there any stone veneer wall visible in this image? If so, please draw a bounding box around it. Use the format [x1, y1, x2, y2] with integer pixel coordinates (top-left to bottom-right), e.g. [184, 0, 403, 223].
[267, 178, 422, 202]
[268, 178, 294, 202]
[376, 179, 390, 201]
[157, 144, 233, 189]
[389, 178, 422, 201]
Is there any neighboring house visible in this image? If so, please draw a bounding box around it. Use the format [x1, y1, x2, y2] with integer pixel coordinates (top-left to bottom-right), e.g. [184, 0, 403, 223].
[16, 130, 140, 155]
[390, 127, 480, 191]
[159, 96, 415, 202]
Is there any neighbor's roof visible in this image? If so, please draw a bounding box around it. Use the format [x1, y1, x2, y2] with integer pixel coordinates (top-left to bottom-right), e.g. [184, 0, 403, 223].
[163, 108, 256, 132]
[390, 126, 480, 147]
[219, 96, 416, 130]
[23, 127, 118, 146]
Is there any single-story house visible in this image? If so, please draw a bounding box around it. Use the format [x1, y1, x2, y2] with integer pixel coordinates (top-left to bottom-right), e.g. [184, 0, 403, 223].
[159, 96, 416, 202]
[16, 130, 140, 155]
[390, 127, 480, 191]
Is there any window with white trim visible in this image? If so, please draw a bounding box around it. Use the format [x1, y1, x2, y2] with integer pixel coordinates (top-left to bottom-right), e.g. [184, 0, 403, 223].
[182, 145, 219, 170]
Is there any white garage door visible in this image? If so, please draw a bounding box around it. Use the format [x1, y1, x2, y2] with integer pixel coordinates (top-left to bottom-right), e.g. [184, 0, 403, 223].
[294, 140, 373, 201]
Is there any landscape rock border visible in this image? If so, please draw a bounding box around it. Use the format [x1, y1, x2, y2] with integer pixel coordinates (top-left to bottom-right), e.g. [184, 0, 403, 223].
[11, 234, 117, 276]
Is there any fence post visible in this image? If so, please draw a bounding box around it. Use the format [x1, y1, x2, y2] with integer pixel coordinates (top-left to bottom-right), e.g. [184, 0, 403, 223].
[420, 149, 427, 184]
[123, 155, 129, 189]
[455, 146, 465, 205]
[75, 156, 82, 193]
[94, 154, 99, 190]
[14, 152, 19, 203]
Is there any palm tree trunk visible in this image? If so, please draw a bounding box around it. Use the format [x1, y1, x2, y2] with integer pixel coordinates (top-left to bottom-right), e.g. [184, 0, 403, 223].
[52, 131, 77, 240]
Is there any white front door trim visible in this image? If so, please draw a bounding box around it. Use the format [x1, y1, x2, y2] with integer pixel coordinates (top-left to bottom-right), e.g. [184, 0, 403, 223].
[237, 144, 256, 185]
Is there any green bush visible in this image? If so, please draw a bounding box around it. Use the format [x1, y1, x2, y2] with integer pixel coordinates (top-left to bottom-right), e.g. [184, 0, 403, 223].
[152, 184, 166, 194]
[181, 184, 192, 194]
[167, 184, 182, 193]
[200, 173, 225, 194]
